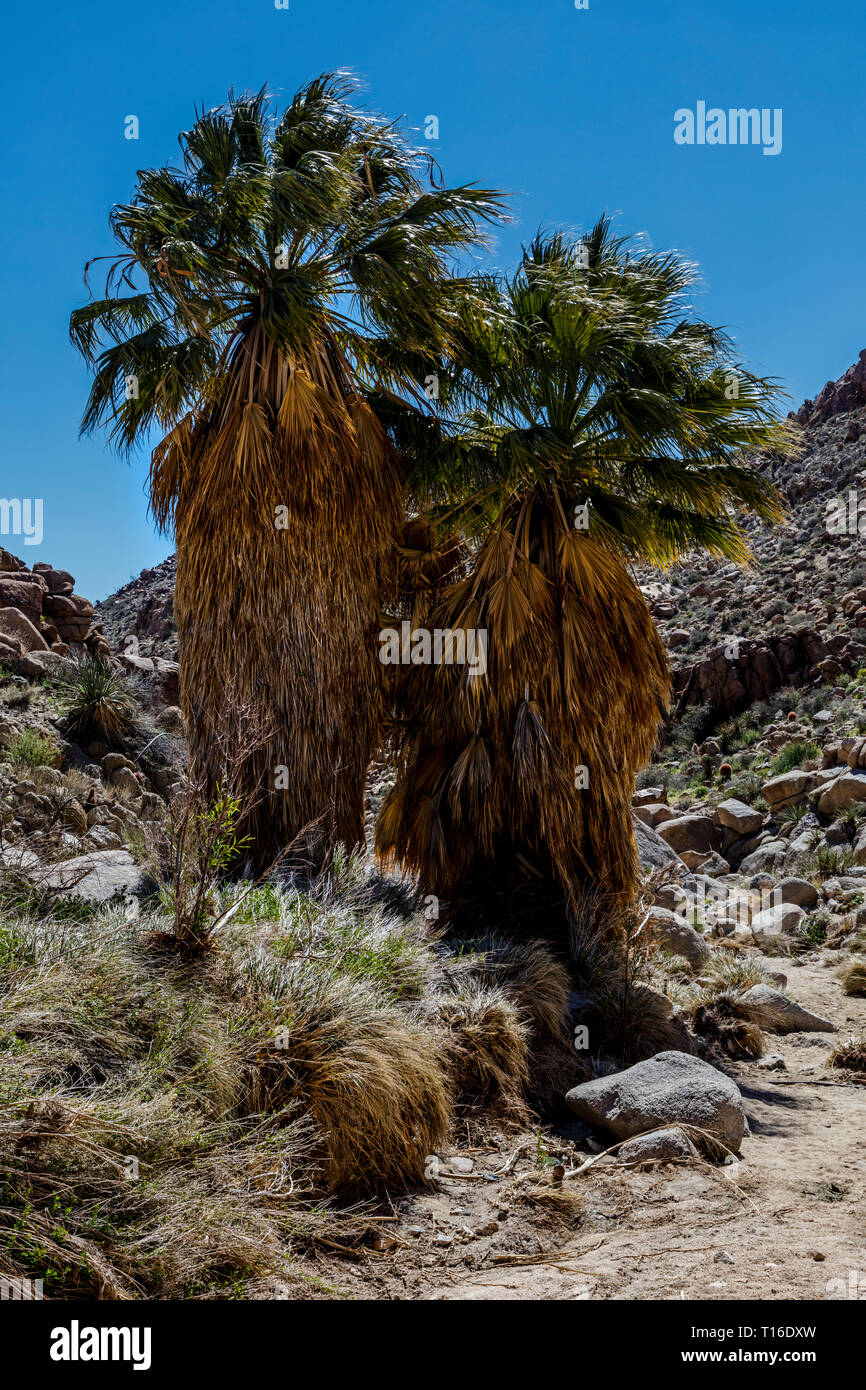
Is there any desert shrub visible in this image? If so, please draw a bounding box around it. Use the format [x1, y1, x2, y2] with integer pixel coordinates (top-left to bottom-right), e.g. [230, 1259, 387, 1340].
[828, 1035, 866, 1075]
[669, 703, 713, 755]
[246, 957, 451, 1190]
[60, 655, 134, 744]
[434, 980, 529, 1119]
[770, 740, 820, 776]
[808, 847, 855, 880]
[3, 729, 60, 769]
[635, 765, 668, 792]
[445, 935, 571, 1039]
[691, 995, 765, 1059]
[841, 961, 866, 996]
[798, 910, 831, 946]
[839, 804, 866, 841]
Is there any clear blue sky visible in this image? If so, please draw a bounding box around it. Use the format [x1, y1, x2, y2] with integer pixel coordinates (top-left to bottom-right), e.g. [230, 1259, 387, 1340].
[2, 0, 864, 599]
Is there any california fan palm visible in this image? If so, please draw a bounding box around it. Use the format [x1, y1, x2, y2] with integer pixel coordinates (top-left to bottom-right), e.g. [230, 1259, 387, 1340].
[70, 76, 504, 870]
[375, 219, 791, 934]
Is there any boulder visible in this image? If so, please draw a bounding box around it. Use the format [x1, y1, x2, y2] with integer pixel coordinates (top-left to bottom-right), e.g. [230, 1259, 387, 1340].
[0, 608, 48, 654]
[565, 1051, 745, 1152]
[750, 902, 805, 935]
[714, 798, 764, 836]
[111, 767, 141, 796]
[15, 650, 72, 679]
[761, 771, 809, 808]
[776, 877, 819, 910]
[40, 849, 153, 905]
[0, 577, 43, 624]
[84, 825, 125, 852]
[740, 984, 836, 1034]
[633, 802, 676, 828]
[634, 815, 686, 872]
[32, 564, 75, 596]
[0, 842, 41, 874]
[817, 771, 866, 815]
[738, 839, 789, 875]
[656, 814, 716, 856]
[633, 786, 667, 807]
[617, 1126, 700, 1165]
[648, 907, 710, 968]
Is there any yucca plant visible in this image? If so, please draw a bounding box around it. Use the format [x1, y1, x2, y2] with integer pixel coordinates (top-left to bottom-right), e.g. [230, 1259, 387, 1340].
[376, 220, 792, 932]
[61, 655, 135, 745]
[71, 75, 504, 871]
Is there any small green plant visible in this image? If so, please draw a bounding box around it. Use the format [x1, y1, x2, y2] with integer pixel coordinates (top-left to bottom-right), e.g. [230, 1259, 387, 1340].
[3, 729, 60, 769]
[769, 741, 821, 776]
[798, 911, 830, 947]
[779, 801, 809, 826]
[158, 784, 253, 949]
[811, 845, 856, 878]
[839, 803, 866, 841]
[61, 655, 135, 744]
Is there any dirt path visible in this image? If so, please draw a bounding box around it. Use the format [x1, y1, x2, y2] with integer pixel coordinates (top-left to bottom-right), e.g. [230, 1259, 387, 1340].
[420, 956, 866, 1301]
[314, 956, 866, 1301]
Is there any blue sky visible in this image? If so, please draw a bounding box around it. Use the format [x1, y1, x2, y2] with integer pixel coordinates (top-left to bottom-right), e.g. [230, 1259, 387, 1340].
[2, 0, 865, 598]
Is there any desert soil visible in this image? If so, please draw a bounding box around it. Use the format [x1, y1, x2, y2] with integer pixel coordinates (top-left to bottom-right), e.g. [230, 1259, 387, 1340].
[309, 956, 866, 1301]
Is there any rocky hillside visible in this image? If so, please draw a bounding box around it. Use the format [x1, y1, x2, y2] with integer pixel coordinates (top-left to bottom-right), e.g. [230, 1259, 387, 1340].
[641, 351, 866, 718]
[95, 553, 177, 662]
[0, 549, 110, 668]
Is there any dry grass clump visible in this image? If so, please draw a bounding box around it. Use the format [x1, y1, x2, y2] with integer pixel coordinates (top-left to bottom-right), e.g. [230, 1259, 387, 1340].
[568, 900, 693, 1068]
[444, 935, 571, 1040]
[0, 902, 339, 1299]
[841, 960, 866, 996]
[691, 995, 765, 1060]
[434, 981, 530, 1122]
[244, 956, 451, 1191]
[0, 853, 587, 1296]
[678, 953, 769, 1059]
[827, 1035, 866, 1078]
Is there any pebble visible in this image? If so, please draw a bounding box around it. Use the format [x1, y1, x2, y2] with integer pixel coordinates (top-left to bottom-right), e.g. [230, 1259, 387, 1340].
[446, 1156, 474, 1174]
[758, 1054, 787, 1071]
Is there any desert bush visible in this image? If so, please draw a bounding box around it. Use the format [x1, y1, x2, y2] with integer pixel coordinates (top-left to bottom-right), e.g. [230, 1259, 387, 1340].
[246, 957, 451, 1190]
[841, 961, 866, 996]
[444, 935, 571, 1040]
[828, 1035, 866, 1075]
[770, 740, 820, 776]
[61, 655, 134, 744]
[434, 980, 529, 1119]
[691, 995, 765, 1059]
[3, 729, 60, 769]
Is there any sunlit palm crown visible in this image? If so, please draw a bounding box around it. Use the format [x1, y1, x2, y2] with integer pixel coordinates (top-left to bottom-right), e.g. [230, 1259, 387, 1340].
[69, 75, 505, 867]
[375, 222, 793, 915]
[70, 73, 504, 460]
[382, 217, 791, 565]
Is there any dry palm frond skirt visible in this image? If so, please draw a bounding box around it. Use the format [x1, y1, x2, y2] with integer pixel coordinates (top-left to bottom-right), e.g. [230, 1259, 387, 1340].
[376, 496, 671, 945]
[151, 326, 404, 873]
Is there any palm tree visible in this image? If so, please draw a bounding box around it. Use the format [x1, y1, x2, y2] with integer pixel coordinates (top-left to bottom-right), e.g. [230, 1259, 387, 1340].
[375, 219, 791, 935]
[71, 76, 504, 870]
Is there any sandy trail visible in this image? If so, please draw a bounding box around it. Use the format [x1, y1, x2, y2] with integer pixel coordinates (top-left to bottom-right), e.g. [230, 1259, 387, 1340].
[420, 957, 866, 1301]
